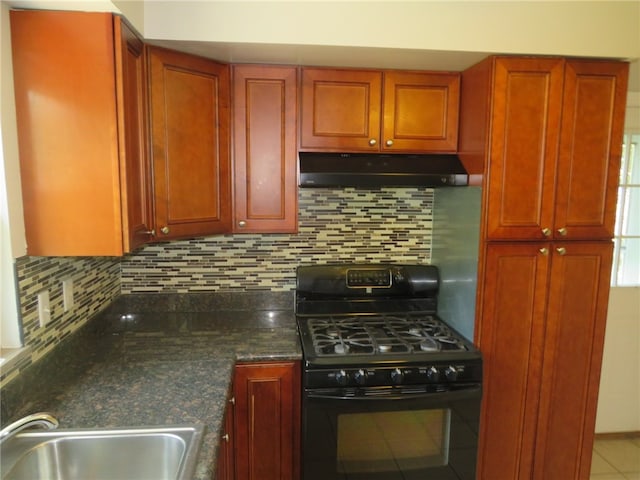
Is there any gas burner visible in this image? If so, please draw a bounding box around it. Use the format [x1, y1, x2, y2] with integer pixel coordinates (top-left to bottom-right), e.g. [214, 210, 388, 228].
[334, 343, 349, 354]
[419, 337, 440, 352]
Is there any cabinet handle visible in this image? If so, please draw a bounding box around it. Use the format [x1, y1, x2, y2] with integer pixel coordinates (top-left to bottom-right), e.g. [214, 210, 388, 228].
[369, 139, 377, 146]
[222, 433, 230, 443]
[556, 247, 567, 256]
[541, 228, 551, 237]
[557, 227, 567, 236]
[385, 139, 394, 147]
[160, 226, 170, 235]
[238, 220, 246, 228]
[539, 247, 549, 256]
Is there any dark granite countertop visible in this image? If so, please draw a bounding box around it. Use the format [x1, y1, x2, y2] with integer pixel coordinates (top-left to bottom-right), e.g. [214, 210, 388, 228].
[1, 292, 302, 480]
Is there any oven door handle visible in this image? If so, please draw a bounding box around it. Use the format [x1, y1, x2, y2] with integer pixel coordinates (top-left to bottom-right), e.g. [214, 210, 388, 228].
[306, 385, 481, 402]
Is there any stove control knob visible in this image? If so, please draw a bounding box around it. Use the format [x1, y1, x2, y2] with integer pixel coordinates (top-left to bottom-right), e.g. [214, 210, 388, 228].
[445, 366, 458, 381]
[354, 369, 368, 385]
[390, 368, 404, 384]
[426, 366, 440, 382]
[334, 370, 349, 386]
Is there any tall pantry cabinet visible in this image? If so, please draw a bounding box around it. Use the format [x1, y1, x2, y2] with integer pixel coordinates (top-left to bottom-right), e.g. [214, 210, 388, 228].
[459, 56, 628, 479]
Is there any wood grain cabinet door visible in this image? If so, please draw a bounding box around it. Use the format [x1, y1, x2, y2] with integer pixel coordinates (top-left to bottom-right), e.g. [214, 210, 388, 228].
[300, 68, 382, 151]
[232, 65, 298, 233]
[485, 57, 565, 241]
[115, 17, 154, 252]
[475, 242, 550, 480]
[10, 11, 148, 256]
[148, 46, 232, 240]
[533, 242, 614, 480]
[233, 362, 300, 480]
[554, 61, 628, 241]
[382, 71, 459, 152]
[217, 395, 236, 480]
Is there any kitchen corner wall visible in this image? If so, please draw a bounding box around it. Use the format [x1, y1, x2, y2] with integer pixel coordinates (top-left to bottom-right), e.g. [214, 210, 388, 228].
[2, 187, 433, 387]
[2, 257, 120, 387]
[120, 188, 434, 292]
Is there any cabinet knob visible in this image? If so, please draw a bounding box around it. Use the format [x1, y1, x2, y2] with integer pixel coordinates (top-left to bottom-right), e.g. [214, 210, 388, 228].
[557, 227, 567, 236]
[539, 247, 549, 256]
[141, 229, 155, 236]
[369, 139, 377, 146]
[222, 433, 230, 443]
[542, 228, 551, 237]
[160, 226, 170, 235]
[556, 247, 567, 256]
[238, 220, 246, 228]
[385, 139, 394, 147]
[229, 396, 235, 405]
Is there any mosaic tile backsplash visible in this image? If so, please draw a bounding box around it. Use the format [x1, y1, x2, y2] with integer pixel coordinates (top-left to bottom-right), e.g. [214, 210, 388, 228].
[120, 187, 434, 293]
[2, 256, 120, 387]
[2, 187, 433, 387]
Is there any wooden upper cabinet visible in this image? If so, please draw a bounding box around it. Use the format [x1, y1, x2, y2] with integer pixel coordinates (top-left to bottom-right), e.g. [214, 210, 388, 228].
[554, 60, 628, 240]
[382, 71, 460, 152]
[232, 65, 298, 233]
[481, 57, 628, 241]
[300, 68, 382, 151]
[10, 11, 153, 256]
[116, 19, 154, 252]
[300, 68, 459, 153]
[484, 57, 565, 241]
[148, 47, 232, 240]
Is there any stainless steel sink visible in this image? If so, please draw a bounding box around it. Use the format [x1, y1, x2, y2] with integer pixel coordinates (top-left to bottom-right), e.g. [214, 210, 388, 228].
[0, 425, 204, 480]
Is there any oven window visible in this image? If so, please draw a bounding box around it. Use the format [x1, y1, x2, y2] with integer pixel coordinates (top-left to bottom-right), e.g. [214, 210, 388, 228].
[336, 409, 451, 474]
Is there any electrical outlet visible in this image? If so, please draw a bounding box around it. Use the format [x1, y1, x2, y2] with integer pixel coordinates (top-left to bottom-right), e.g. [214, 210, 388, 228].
[62, 278, 74, 311]
[37, 290, 51, 327]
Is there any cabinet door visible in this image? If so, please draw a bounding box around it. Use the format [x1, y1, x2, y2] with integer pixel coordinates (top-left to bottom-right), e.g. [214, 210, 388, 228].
[234, 362, 300, 480]
[554, 61, 628, 240]
[11, 11, 126, 256]
[148, 47, 232, 240]
[485, 57, 564, 240]
[217, 395, 235, 480]
[533, 242, 614, 480]
[382, 71, 459, 152]
[300, 68, 382, 151]
[232, 66, 298, 233]
[115, 17, 154, 252]
[476, 242, 550, 480]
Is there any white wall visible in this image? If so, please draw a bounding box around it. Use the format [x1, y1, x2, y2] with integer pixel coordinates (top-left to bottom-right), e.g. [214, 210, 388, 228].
[1, 1, 25, 349]
[143, 1, 639, 56]
[595, 94, 640, 434]
[596, 287, 640, 433]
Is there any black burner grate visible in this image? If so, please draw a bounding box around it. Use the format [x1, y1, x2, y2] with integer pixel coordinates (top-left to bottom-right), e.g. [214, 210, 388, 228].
[306, 314, 468, 357]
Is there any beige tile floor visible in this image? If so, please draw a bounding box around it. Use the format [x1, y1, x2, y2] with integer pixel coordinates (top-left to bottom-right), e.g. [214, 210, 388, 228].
[591, 436, 640, 479]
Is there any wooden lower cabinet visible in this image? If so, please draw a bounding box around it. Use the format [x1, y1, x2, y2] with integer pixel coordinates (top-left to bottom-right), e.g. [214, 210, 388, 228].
[233, 361, 300, 480]
[476, 241, 613, 480]
[216, 394, 235, 480]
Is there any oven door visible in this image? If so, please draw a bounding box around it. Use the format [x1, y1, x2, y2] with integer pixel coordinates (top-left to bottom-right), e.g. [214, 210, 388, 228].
[302, 384, 481, 480]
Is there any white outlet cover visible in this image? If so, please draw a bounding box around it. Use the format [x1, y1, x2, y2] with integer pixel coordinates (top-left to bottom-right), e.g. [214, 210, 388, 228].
[63, 278, 74, 311]
[37, 290, 51, 326]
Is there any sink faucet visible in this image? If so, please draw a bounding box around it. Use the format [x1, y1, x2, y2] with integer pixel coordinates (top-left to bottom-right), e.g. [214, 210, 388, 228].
[0, 412, 59, 445]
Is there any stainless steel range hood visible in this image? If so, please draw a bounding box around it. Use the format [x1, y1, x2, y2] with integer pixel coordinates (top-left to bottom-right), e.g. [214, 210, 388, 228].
[299, 152, 468, 187]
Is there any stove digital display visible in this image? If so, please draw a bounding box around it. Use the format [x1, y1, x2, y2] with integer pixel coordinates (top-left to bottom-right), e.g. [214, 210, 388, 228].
[346, 269, 392, 288]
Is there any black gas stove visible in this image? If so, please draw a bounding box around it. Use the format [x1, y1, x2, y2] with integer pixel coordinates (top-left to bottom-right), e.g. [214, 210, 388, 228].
[295, 263, 482, 386]
[296, 264, 483, 480]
